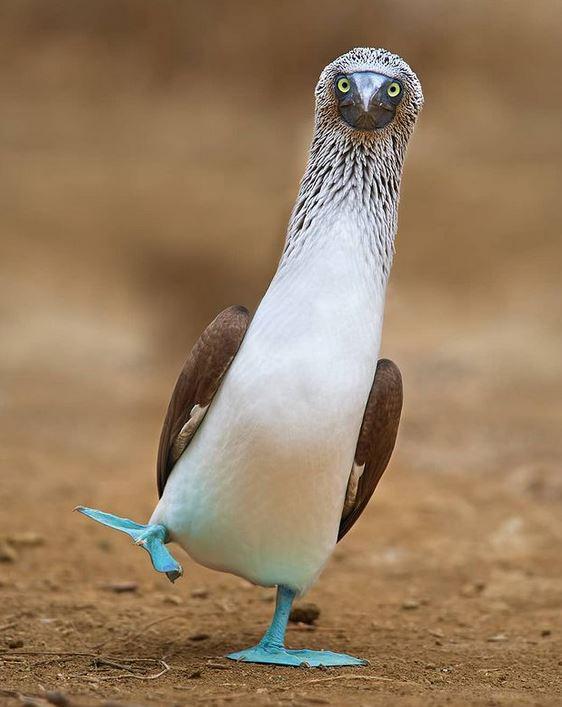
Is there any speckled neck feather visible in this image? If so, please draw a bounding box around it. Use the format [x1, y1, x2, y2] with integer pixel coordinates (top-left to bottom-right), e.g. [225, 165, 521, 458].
[281, 47, 423, 279]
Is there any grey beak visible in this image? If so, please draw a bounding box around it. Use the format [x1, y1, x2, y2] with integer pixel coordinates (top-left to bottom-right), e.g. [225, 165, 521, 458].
[354, 72, 386, 112]
[338, 72, 396, 131]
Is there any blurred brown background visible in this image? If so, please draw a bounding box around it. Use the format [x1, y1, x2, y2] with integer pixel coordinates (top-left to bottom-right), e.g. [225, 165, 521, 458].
[0, 2, 560, 705]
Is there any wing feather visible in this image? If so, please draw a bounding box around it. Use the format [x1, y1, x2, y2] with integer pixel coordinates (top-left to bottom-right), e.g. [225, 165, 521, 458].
[338, 358, 403, 540]
[156, 305, 250, 497]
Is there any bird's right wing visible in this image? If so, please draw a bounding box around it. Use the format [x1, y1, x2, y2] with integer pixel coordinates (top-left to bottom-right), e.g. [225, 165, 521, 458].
[338, 358, 403, 540]
[156, 305, 250, 497]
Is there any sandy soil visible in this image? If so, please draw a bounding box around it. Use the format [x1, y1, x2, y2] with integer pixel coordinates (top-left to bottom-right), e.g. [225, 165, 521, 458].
[1, 366, 561, 706]
[1, 2, 561, 705]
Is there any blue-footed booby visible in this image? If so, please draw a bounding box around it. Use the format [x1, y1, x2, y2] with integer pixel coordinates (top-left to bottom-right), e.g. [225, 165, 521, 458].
[77, 47, 423, 667]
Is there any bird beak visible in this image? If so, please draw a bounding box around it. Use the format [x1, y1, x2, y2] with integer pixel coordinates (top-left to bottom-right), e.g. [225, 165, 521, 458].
[338, 72, 396, 131]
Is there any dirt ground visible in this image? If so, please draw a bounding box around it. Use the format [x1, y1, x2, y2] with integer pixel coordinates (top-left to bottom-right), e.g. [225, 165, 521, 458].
[1, 2, 561, 705]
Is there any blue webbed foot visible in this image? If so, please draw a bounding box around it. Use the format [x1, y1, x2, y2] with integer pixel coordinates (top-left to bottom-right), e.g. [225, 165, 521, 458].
[227, 644, 367, 667]
[74, 506, 183, 583]
[226, 585, 367, 668]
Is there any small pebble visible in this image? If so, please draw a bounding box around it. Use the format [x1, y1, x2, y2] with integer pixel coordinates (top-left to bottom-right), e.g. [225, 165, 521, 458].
[191, 587, 209, 599]
[187, 669, 203, 679]
[8, 532, 45, 547]
[189, 632, 210, 642]
[163, 594, 182, 605]
[401, 599, 419, 610]
[541, 629, 551, 637]
[7, 638, 24, 649]
[487, 633, 508, 642]
[103, 581, 138, 593]
[289, 603, 321, 625]
[0, 542, 17, 562]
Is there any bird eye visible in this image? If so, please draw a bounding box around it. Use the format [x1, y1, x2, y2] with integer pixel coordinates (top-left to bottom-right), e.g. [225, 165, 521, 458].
[336, 77, 351, 94]
[387, 81, 402, 98]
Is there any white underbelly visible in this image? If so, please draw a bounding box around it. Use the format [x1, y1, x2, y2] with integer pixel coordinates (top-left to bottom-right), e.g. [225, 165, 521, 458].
[151, 235, 386, 593]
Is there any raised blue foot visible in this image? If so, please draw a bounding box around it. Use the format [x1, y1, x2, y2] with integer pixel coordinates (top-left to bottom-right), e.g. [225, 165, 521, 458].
[226, 586, 367, 668]
[74, 506, 182, 583]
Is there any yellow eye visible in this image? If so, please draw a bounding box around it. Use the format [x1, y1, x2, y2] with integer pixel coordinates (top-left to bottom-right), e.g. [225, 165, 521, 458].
[336, 77, 351, 93]
[387, 81, 401, 98]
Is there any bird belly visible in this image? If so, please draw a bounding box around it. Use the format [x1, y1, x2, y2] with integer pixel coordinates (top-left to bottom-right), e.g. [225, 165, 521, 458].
[152, 237, 386, 593]
[154, 384, 365, 594]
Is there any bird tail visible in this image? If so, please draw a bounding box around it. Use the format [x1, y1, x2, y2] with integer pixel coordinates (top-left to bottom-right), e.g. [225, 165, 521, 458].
[74, 506, 183, 583]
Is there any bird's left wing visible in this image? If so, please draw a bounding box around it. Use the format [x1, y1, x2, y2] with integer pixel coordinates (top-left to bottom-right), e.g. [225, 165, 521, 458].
[157, 305, 250, 497]
[338, 358, 403, 541]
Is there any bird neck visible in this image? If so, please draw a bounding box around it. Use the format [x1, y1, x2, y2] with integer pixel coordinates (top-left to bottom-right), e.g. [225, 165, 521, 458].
[280, 130, 407, 281]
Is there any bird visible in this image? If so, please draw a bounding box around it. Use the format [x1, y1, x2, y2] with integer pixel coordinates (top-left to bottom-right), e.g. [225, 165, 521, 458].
[76, 46, 423, 668]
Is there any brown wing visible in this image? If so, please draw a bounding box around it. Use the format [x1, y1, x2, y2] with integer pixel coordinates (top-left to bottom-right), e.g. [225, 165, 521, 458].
[156, 305, 250, 497]
[338, 358, 403, 541]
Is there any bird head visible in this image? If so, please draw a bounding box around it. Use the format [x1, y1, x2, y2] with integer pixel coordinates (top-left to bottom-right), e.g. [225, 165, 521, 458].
[315, 48, 423, 142]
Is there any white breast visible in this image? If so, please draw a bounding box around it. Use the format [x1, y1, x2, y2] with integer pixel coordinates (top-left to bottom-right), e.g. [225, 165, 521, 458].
[151, 216, 387, 594]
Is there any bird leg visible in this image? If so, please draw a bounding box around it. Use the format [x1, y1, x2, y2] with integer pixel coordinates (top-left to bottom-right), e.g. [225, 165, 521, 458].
[226, 585, 367, 667]
[74, 506, 183, 582]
